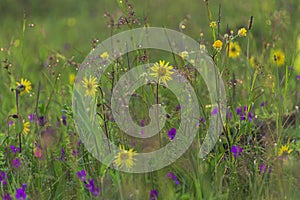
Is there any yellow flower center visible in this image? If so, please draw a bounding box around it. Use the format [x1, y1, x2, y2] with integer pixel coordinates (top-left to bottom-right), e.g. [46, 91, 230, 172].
[120, 152, 129, 160]
[157, 67, 167, 76]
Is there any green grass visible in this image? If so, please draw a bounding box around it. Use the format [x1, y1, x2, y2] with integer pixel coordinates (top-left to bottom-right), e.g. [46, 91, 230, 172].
[1, 0, 300, 199]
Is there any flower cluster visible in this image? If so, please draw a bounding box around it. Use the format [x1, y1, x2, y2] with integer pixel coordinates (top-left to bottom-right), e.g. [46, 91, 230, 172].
[77, 169, 100, 197]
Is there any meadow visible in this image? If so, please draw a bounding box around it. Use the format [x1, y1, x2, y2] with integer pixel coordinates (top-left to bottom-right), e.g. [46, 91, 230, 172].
[1, 0, 300, 199]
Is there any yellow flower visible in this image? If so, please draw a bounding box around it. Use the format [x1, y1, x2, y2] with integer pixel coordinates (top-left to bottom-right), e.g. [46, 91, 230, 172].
[16, 78, 32, 95]
[271, 50, 285, 66]
[209, 21, 217, 28]
[278, 144, 293, 157]
[150, 60, 174, 85]
[69, 73, 75, 84]
[22, 121, 30, 135]
[114, 145, 137, 169]
[100, 52, 109, 59]
[249, 56, 258, 68]
[213, 40, 223, 51]
[180, 51, 189, 59]
[227, 42, 241, 58]
[82, 75, 99, 96]
[238, 28, 247, 37]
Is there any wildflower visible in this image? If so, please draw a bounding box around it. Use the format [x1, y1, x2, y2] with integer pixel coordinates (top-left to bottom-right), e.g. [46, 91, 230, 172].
[59, 148, 66, 161]
[271, 50, 285, 66]
[249, 56, 258, 67]
[211, 107, 218, 115]
[227, 42, 241, 58]
[150, 190, 158, 200]
[180, 51, 189, 59]
[86, 179, 100, 196]
[34, 145, 43, 159]
[82, 75, 99, 96]
[213, 40, 223, 51]
[114, 145, 137, 169]
[77, 170, 87, 182]
[69, 73, 75, 84]
[259, 163, 272, 175]
[15, 184, 27, 200]
[3, 193, 12, 200]
[10, 145, 20, 154]
[150, 60, 174, 85]
[0, 171, 7, 185]
[297, 75, 300, 80]
[168, 128, 176, 141]
[16, 78, 32, 95]
[62, 115, 67, 126]
[238, 28, 247, 37]
[231, 145, 243, 157]
[22, 121, 30, 135]
[278, 144, 292, 157]
[248, 111, 254, 122]
[260, 102, 265, 107]
[100, 51, 109, 59]
[166, 172, 180, 185]
[209, 21, 217, 28]
[37, 116, 46, 126]
[12, 158, 21, 169]
[28, 113, 36, 122]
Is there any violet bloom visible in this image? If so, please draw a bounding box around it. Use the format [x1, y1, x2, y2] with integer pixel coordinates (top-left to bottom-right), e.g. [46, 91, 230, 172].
[28, 113, 36, 122]
[86, 179, 100, 196]
[235, 107, 243, 116]
[166, 172, 180, 185]
[3, 193, 12, 200]
[0, 171, 7, 185]
[15, 184, 27, 200]
[211, 107, 218, 115]
[62, 115, 67, 126]
[12, 158, 21, 169]
[168, 128, 176, 141]
[231, 145, 243, 157]
[259, 163, 272, 175]
[248, 112, 254, 122]
[59, 148, 66, 161]
[297, 75, 300, 80]
[10, 145, 20, 154]
[260, 102, 265, 107]
[150, 190, 158, 200]
[37, 116, 47, 126]
[77, 170, 86, 182]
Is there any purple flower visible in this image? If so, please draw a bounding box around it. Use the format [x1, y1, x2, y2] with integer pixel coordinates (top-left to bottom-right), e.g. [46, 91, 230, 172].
[0, 171, 7, 185]
[211, 107, 218, 115]
[77, 170, 86, 182]
[231, 145, 243, 157]
[62, 115, 67, 126]
[260, 102, 265, 107]
[248, 112, 254, 122]
[86, 179, 100, 196]
[168, 128, 176, 141]
[59, 148, 66, 160]
[37, 116, 47, 126]
[240, 115, 246, 121]
[10, 145, 20, 154]
[150, 190, 158, 200]
[12, 158, 21, 169]
[15, 184, 27, 200]
[28, 113, 36, 122]
[166, 172, 180, 185]
[226, 111, 232, 120]
[8, 120, 13, 127]
[235, 107, 243, 116]
[259, 163, 272, 175]
[297, 75, 300, 80]
[3, 193, 12, 200]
